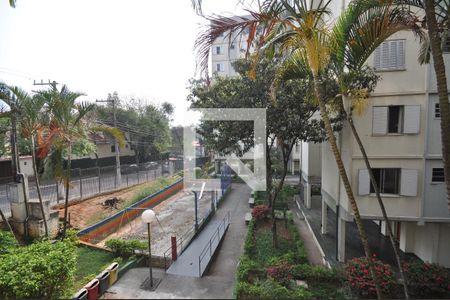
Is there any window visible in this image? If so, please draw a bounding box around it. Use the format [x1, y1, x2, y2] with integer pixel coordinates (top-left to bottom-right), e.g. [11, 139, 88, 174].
[111, 145, 116, 153]
[213, 46, 221, 55]
[435, 103, 441, 118]
[388, 106, 403, 133]
[372, 105, 420, 135]
[374, 40, 405, 71]
[370, 168, 401, 194]
[216, 63, 224, 72]
[359, 168, 418, 196]
[432, 168, 445, 182]
[444, 37, 450, 53]
[230, 43, 235, 50]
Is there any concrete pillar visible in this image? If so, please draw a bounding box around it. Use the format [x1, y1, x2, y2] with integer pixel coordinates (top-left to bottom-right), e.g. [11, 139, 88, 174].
[337, 217, 346, 262]
[321, 199, 328, 234]
[215, 160, 220, 174]
[399, 221, 415, 253]
[305, 182, 312, 209]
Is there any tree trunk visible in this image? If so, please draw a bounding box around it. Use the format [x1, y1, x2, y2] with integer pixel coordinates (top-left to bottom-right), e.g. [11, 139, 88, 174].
[424, 0, 450, 214]
[346, 105, 409, 298]
[61, 144, 72, 239]
[31, 135, 49, 237]
[0, 207, 16, 240]
[313, 74, 382, 299]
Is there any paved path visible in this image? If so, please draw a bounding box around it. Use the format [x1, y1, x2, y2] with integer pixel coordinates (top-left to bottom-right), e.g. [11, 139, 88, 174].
[104, 183, 251, 299]
[167, 218, 229, 277]
[290, 201, 326, 266]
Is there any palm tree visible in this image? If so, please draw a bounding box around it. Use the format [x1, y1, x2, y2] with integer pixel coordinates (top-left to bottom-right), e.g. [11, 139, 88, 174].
[37, 85, 124, 239]
[196, 1, 383, 297]
[331, 2, 422, 297]
[392, 0, 450, 213]
[0, 84, 31, 239]
[7, 87, 49, 236]
[9, 0, 15, 7]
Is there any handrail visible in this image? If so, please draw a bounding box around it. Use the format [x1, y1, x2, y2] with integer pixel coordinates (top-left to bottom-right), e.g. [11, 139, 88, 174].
[198, 211, 231, 276]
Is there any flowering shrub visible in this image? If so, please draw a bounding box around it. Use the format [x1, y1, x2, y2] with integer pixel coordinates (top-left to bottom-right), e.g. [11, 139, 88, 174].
[266, 261, 293, 286]
[403, 260, 450, 297]
[252, 205, 270, 220]
[346, 256, 396, 298]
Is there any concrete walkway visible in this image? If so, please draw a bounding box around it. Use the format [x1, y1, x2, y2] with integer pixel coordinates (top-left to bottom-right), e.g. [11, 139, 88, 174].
[289, 201, 327, 266]
[167, 217, 230, 277]
[104, 183, 251, 299]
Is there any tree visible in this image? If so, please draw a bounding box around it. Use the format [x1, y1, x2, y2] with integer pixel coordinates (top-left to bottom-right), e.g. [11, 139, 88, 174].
[36, 85, 124, 239]
[96, 94, 172, 163]
[6, 86, 49, 236]
[331, 2, 421, 297]
[189, 58, 335, 247]
[195, 1, 384, 297]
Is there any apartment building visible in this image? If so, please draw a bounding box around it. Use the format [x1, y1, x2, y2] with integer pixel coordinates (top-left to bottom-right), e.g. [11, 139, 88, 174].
[321, 29, 450, 267]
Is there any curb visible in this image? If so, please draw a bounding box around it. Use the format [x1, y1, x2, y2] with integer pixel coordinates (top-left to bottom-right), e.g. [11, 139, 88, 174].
[295, 199, 331, 269]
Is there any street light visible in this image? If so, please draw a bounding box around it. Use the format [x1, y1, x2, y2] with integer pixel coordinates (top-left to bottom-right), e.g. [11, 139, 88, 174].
[141, 209, 155, 289]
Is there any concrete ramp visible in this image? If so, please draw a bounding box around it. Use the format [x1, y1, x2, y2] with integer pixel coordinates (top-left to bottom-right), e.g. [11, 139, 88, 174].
[167, 213, 230, 277]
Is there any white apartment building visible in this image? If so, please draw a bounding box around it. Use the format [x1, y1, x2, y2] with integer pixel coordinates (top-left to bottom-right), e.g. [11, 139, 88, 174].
[321, 29, 450, 267]
[211, 20, 251, 77]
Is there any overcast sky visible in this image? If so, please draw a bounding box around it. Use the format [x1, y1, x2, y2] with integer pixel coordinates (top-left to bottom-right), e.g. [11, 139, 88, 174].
[0, 0, 249, 126]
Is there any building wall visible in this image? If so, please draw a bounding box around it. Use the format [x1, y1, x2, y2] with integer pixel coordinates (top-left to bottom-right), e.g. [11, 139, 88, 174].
[400, 221, 450, 267]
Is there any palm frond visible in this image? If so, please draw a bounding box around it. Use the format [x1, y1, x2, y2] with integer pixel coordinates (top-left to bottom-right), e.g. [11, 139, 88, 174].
[91, 125, 125, 148]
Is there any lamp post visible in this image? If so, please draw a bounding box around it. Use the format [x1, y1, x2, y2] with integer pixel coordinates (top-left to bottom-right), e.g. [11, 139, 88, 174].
[141, 209, 155, 289]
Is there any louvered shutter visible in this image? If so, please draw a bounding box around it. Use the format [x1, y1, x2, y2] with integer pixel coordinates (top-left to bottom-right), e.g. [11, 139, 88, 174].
[398, 40, 405, 69]
[358, 169, 370, 195]
[390, 41, 398, 69]
[381, 42, 390, 69]
[400, 169, 418, 196]
[403, 105, 421, 134]
[374, 46, 381, 69]
[372, 106, 388, 135]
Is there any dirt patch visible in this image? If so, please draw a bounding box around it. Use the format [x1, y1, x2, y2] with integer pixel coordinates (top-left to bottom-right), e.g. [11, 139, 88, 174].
[256, 219, 293, 240]
[99, 190, 213, 256]
[59, 182, 151, 230]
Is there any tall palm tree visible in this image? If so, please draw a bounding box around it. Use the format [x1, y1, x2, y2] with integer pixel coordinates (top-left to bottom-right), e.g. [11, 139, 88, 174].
[196, 1, 383, 298]
[331, 2, 421, 297]
[37, 85, 124, 239]
[7, 87, 49, 237]
[0, 84, 31, 239]
[396, 0, 450, 214]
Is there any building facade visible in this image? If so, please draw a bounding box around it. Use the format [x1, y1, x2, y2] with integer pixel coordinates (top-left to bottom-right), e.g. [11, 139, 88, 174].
[321, 29, 450, 267]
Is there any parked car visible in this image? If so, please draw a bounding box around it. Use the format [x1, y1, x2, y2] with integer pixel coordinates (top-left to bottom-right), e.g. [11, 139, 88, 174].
[143, 161, 159, 170]
[121, 164, 138, 174]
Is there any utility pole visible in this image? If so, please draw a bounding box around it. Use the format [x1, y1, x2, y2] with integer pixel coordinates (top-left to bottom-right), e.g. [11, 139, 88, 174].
[96, 98, 122, 187]
[33, 79, 58, 89]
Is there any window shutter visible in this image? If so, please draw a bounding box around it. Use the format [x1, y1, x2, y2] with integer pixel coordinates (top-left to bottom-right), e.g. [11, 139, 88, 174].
[400, 169, 418, 196]
[381, 42, 390, 69]
[403, 105, 420, 134]
[389, 41, 398, 69]
[358, 169, 370, 196]
[372, 106, 388, 135]
[398, 40, 405, 69]
[374, 46, 381, 69]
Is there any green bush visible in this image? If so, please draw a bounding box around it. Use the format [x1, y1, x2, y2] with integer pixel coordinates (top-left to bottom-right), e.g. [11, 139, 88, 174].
[105, 239, 146, 258]
[403, 259, 450, 298]
[292, 264, 341, 282]
[237, 255, 258, 282]
[0, 231, 18, 255]
[0, 239, 77, 299]
[243, 219, 256, 255]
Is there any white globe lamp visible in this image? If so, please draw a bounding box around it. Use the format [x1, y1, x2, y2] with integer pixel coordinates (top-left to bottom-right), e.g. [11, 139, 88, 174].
[142, 209, 155, 224]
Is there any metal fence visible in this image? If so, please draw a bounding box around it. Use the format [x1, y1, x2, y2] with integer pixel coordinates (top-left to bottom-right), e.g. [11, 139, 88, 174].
[0, 161, 186, 218]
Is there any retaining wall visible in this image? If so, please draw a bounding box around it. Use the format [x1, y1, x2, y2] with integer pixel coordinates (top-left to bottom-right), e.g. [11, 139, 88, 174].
[77, 178, 183, 243]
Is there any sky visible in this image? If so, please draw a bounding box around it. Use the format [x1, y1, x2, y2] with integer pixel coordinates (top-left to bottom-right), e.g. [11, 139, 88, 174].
[0, 0, 250, 126]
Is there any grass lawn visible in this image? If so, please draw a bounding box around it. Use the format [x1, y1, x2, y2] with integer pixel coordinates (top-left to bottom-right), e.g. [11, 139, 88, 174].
[73, 246, 117, 290]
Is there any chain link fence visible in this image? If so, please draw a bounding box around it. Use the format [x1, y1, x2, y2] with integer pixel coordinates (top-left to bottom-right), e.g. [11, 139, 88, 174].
[0, 160, 186, 218]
